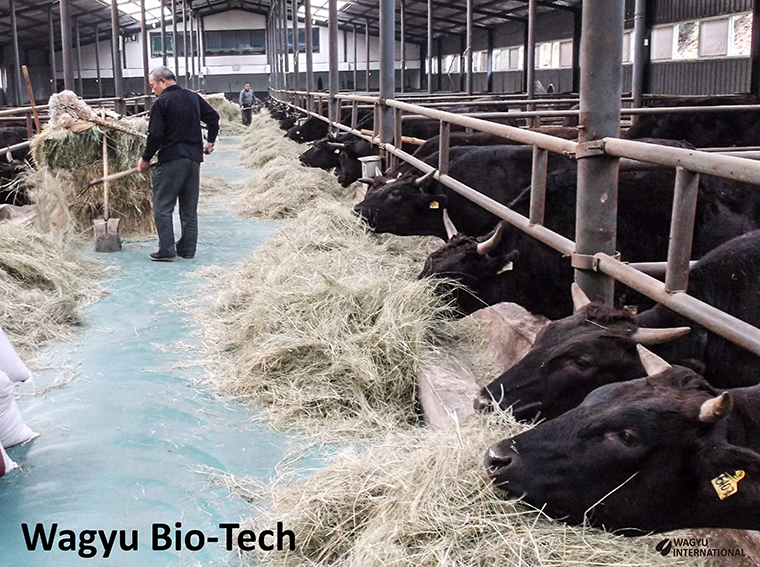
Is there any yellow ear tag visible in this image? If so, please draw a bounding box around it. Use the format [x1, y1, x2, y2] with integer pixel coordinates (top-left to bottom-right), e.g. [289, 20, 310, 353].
[429, 200, 440, 210]
[711, 470, 746, 500]
[497, 262, 514, 275]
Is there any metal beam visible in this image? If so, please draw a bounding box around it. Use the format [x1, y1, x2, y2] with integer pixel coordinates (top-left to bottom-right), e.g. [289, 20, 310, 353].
[76, 16, 83, 95]
[305, 0, 314, 94]
[111, 0, 124, 98]
[173, 0, 179, 81]
[48, 7, 57, 94]
[465, 0, 472, 95]
[95, 24, 103, 98]
[161, 0, 167, 66]
[292, 0, 300, 92]
[379, 0, 394, 142]
[60, 0, 75, 92]
[400, 0, 406, 93]
[10, 0, 23, 106]
[329, 0, 339, 121]
[427, 0, 433, 93]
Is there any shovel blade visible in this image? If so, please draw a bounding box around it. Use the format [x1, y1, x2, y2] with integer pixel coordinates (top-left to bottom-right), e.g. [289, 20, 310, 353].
[93, 218, 122, 252]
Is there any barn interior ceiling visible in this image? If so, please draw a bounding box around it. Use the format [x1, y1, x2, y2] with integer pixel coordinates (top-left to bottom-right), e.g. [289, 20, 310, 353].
[0, 0, 582, 51]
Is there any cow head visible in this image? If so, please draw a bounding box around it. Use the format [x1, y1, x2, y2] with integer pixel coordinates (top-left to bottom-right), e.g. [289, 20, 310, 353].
[285, 117, 329, 143]
[352, 170, 450, 237]
[337, 139, 376, 187]
[485, 353, 760, 533]
[299, 133, 348, 170]
[419, 221, 520, 315]
[474, 286, 690, 420]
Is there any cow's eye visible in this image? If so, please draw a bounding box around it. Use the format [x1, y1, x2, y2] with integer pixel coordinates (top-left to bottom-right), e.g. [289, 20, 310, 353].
[573, 356, 593, 370]
[617, 429, 640, 447]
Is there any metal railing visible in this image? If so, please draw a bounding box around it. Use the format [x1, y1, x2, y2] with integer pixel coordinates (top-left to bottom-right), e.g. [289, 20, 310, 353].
[270, 88, 760, 357]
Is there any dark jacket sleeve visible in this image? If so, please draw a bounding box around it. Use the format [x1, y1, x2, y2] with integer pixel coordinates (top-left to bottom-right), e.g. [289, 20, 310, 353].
[199, 95, 220, 144]
[142, 100, 165, 161]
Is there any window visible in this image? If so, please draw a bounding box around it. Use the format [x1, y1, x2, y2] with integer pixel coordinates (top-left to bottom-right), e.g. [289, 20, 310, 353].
[492, 49, 502, 71]
[675, 21, 699, 59]
[534, 40, 572, 69]
[287, 29, 321, 54]
[622, 31, 634, 63]
[442, 54, 460, 74]
[729, 13, 752, 56]
[204, 29, 266, 55]
[509, 46, 523, 70]
[700, 18, 728, 57]
[651, 13, 751, 62]
[559, 40, 573, 67]
[472, 50, 488, 72]
[651, 25, 674, 60]
[150, 33, 173, 57]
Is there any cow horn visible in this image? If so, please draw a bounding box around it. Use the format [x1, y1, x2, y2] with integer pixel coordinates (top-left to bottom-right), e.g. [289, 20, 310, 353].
[415, 170, 436, 186]
[476, 223, 504, 256]
[631, 326, 691, 345]
[327, 142, 347, 149]
[699, 392, 733, 423]
[442, 209, 458, 240]
[358, 177, 374, 185]
[636, 344, 671, 376]
[571, 283, 591, 312]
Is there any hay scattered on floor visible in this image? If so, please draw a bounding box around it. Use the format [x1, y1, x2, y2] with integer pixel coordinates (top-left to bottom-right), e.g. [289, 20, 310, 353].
[201, 93, 250, 137]
[0, 222, 103, 357]
[197, 200, 450, 439]
[219, 413, 703, 567]
[235, 156, 351, 219]
[239, 114, 302, 168]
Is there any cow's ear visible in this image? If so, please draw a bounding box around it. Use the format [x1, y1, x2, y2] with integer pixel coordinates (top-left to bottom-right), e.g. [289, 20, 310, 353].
[697, 443, 760, 491]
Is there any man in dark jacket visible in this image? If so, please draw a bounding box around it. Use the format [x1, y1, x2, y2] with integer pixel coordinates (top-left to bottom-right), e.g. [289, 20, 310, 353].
[239, 82, 259, 126]
[137, 66, 219, 262]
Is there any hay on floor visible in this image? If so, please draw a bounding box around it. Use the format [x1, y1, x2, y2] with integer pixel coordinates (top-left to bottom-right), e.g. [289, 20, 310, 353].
[235, 156, 351, 219]
[0, 222, 103, 357]
[198, 200, 451, 439]
[201, 93, 249, 136]
[239, 114, 303, 168]
[220, 413, 704, 567]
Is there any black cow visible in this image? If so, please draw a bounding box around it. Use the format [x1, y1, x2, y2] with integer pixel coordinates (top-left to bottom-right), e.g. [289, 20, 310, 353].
[475, 231, 760, 420]
[419, 149, 760, 319]
[0, 127, 30, 205]
[285, 117, 330, 143]
[337, 137, 376, 186]
[485, 355, 760, 533]
[299, 133, 352, 170]
[354, 145, 574, 240]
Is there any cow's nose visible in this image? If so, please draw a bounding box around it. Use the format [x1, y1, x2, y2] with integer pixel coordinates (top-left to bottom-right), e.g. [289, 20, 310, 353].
[473, 389, 496, 412]
[484, 443, 519, 476]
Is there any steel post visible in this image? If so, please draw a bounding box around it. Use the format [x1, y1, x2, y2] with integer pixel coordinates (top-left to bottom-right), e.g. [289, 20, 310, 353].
[438, 121, 450, 175]
[292, 0, 300, 92]
[183, 0, 189, 88]
[632, 0, 647, 111]
[60, 0, 75, 92]
[427, 0, 433, 94]
[751, 0, 760, 95]
[525, 0, 536, 98]
[529, 147, 548, 225]
[353, 24, 358, 90]
[282, 0, 290, 91]
[486, 28, 493, 93]
[465, 0, 473, 95]
[161, 0, 168, 66]
[190, 11, 196, 90]
[75, 17, 83, 96]
[365, 19, 370, 91]
[111, 0, 124, 99]
[142, 0, 150, 95]
[305, 0, 314, 95]
[574, 0, 624, 304]
[48, 7, 57, 94]
[400, 0, 406, 94]
[94, 24, 103, 98]
[172, 0, 179, 82]
[665, 168, 699, 293]
[379, 0, 395, 143]
[328, 0, 339, 124]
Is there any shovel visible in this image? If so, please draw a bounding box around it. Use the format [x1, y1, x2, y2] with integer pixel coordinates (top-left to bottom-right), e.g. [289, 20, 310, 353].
[93, 118, 122, 252]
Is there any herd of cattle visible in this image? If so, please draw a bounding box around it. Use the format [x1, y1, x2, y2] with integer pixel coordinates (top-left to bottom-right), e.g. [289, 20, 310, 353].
[268, 96, 760, 535]
[0, 126, 30, 205]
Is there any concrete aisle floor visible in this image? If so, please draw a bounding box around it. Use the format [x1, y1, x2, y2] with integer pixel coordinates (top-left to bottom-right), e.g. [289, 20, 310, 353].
[0, 136, 306, 566]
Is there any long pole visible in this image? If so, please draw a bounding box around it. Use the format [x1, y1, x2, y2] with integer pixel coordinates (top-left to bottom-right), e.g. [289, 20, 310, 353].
[48, 7, 57, 94]
[304, 0, 314, 95]
[142, 0, 150, 95]
[379, 0, 394, 142]
[365, 18, 370, 91]
[465, 0, 473, 95]
[60, 0, 75, 92]
[172, 0, 179, 80]
[161, 0, 168, 66]
[328, 0, 339, 122]
[111, 0, 124, 99]
[292, 0, 299, 92]
[95, 24, 103, 98]
[575, 0, 624, 304]
[353, 24, 358, 90]
[427, 0, 433, 94]
[190, 11, 196, 90]
[282, 0, 290, 92]
[400, 0, 406, 93]
[183, 0, 189, 88]
[10, 0, 23, 106]
[632, 0, 647, 110]
[75, 17, 83, 96]
[526, 0, 536, 99]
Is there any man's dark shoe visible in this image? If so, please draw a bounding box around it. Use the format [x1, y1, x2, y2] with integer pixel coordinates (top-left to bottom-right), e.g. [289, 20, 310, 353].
[150, 252, 175, 262]
[177, 253, 195, 259]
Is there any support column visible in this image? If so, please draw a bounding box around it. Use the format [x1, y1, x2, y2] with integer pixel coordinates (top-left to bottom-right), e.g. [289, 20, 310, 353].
[437, 38, 442, 91]
[161, 0, 168, 66]
[49, 7, 57, 94]
[751, 0, 760, 95]
[353, 24, 358, 90]
[75, 17, 83, 96]
[111, 0, 124, 99]
[292, 0, 300, 92]
[465, 0, 473, 95]
[379, 0, 395, 142]
[525, 0, 536, 98]
[400, 0, 406, 93]
[172, 0, 179, 80]
[305, 0, 314, 97]
[9, 0, 23, 105]
[282, 0, 290, 91]
[190, 11, 196, 90]
[328, 0, 339, 122]
[427, 0, 433, 94]
[141, 0, 150, 95]
[486, 27, 493, 93]
[365, 19, 370, 91]
[575, 0, 624, 304]
[60, 0, 75, 92]
[95, 24, 103, 98]
[183, 0, 189, 88]
[572, 8, 581, 93]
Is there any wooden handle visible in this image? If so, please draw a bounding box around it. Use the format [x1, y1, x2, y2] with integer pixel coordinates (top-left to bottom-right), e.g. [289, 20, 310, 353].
[359, 129, 426, 146]
[21, 66, 40, 133]
[102, 109, 110, 221]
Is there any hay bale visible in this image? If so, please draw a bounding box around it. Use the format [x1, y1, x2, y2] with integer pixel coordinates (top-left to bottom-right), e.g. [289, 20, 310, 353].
[231, 413, 704, 567]
[0, 223, 103, 357]
[239, 115, 302, 168]
[235, 157, 351, 219]
[199, 200, 450, 439]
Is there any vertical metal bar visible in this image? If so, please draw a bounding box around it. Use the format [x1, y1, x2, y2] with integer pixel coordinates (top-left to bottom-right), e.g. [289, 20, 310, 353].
[459, 35, 465, 91]
[197, 13, 204, 91]
[465, 0, 473, 95]
[575, 0, 624, 305]
[48, 7, 57, 94]
[10, 0, 23, 106]
[172, 0, 179, 82]
[751, 0, 760, 95]
[632, 0, 647, 111]
[75, 17, 83, 96]
[572, 8, 582, 93]
[351, 100, 358, 129]
[190, 11, 196, 90]
[161, 0, 168, 66]
[529, 146, 548, 225]
[373, 102, 379, 139]
[353, 24, 358, 90]
[427, 0, 433, 94]
[95, 24, 103, 98]
[393, 107, 402, 169]
[142, 0, 150, 95]
[486, 28, 493, 93]
[436, 38, 442, 91]
[400, 0, 406, 94]
[111, 0, 124, 99]
[292, 0, 300, 92]
[271, 3, 278, 93]
[183, 0, 189, 88]
[60, 0, 75, 92]
[438, 121, 450, 175]
[305, 0, 314, 97]
[365, 19, 370, 91]
[328, 0, 339, 124]
[379, 0, 395, 143]
[526, 0, 536, 99]
[665, 168, 700, 293]
[282, 0, 290, 91]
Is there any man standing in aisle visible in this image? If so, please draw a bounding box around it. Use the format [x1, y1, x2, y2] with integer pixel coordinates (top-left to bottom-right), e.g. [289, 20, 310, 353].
[137, 66, 220, 262]
[239, 82, 259, 126]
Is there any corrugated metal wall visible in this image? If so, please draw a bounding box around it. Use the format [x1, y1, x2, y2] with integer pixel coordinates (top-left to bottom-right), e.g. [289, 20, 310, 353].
[649, 59, 751, 94]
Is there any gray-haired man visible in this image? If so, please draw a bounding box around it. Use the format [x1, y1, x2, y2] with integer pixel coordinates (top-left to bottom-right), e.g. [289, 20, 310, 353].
[137, 66, 220, 262]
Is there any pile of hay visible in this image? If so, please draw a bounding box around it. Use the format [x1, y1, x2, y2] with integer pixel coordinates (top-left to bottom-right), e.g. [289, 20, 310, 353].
[235, 156, 351, 219]
[227, 413, 702, 567]
[29, 101, 154, 236]
[198, 200, 450, 439]
[239, 112, 302, 168]
[202, 93, 248, 136]
[0, 222, 102, 357]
